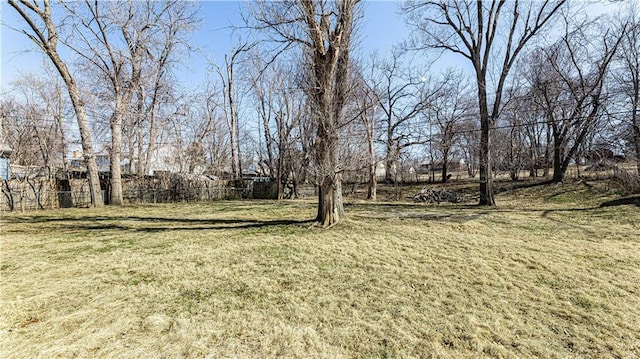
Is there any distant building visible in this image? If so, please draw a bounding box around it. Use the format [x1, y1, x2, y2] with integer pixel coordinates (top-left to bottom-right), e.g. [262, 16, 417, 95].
[418, 159, 465, 173]
[0, 144, 12, 180]
[148, 145, 181, 175]
[69, 150, 130, 173]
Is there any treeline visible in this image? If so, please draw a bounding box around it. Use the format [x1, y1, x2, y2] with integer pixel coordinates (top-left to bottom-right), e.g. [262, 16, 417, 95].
[2, 1, 639, 224]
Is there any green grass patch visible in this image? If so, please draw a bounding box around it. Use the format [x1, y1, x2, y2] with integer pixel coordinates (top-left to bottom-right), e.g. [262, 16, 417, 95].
[1, 182, 639, 358]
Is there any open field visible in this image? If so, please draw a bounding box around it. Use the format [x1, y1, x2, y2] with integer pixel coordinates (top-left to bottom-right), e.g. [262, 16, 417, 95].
[1, 180, 639, 358]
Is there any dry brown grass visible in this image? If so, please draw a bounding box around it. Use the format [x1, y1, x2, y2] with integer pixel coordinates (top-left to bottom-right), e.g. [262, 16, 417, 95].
[1, 180, 639, 358]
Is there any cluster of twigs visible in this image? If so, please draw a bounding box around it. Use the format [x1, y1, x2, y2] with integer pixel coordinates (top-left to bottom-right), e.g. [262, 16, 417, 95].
[413, 187, 463, 204]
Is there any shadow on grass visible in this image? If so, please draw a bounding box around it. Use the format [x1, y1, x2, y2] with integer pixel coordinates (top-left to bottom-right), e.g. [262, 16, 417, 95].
[599, 196, 640, 208]
[3, 193, 635, 233]
[494, 179, 555, 194]
[1, 215, 315, 233]
[85, 218, 316, 233]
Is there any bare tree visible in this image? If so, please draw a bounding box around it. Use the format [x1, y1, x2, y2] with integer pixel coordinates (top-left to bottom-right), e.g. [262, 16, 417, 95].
[530, 15, 625, 182]
[250, 58, 307, 199]
[403, 0, 566, 205]
[8, 0, 104, 206]
[60, 0, 196, 204]
[429, 70, 472, 183]
[352, 65, 379, 199]
[457, 118, 480, 178]
[1, 71, 72, 209]
[616, 4, 640, 175]
[213, 42, 255, 181]
[366, 51, 431, 185]
[251, 58, 278, 180]
[64, 0, 131, 205]
[132, 4, 197, 178]
[251, 0, 360, 226]
[510, 68, 554, 178]
[197, 78, 231, 178]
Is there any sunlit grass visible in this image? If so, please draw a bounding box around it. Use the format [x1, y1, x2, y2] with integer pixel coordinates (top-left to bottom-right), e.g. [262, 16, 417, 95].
[1, 180, 639, 358]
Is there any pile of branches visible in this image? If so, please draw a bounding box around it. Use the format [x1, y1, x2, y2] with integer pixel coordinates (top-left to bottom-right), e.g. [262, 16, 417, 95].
[413, 187, 463, 204]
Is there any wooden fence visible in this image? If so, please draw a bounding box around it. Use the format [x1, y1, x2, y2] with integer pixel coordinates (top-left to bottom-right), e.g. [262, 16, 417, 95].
[0, 175, 246, 212]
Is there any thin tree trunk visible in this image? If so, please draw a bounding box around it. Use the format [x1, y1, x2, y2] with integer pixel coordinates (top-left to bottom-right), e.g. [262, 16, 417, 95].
[276, 147, 283, 200]
[365, 110, 377, 200]
[227, 56, 241, 180]
[632, 90, 640, 176]
[144, 94, 160, 177]
[367, 143, 377, 201]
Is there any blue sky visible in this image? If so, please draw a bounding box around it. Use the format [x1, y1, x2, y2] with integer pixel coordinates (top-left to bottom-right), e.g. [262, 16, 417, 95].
[1, 1, 414, 92]
[1, 0, 624, 94]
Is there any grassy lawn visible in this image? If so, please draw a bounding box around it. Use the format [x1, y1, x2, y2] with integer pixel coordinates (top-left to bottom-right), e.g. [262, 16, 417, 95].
[1, 180, 639, 358]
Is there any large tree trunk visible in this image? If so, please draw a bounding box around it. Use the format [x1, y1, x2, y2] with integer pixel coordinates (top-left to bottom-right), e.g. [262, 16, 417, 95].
[544, 124, 552, 178]
[552, 134, 565, 182]
[384, 131, 396, 184]
[315, 123, 341, 224]
[251, 0, 357, 225]
[477, 82, 495, 206]
[478, 122, 494, 205]
[315, 122, 343, 225]
[441, 147, 450, 183]
[58, 59, 104, 207]
[367, 170, 377, 200]
[316, 173, 344, 226]
[316, 176, 337, 226]
[110, 105, 124, 206]
[529, 144, 537, 178]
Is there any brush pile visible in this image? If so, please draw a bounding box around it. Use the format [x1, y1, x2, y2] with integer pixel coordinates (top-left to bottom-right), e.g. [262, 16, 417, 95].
[413, 187, 463, 204]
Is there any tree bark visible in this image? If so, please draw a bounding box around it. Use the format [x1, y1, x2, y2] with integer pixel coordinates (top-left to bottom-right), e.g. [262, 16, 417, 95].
[441, 147, 450, 183]
[477, 78, 495, 205]
[552, 134, 565, 182]
[110, 105, 124, 206]
[316, 176, 337, 226]
[367, 170, 377, 200]
[252, 0, 357, 226]
[315, 119, 343, 225]
[69, 82, 104, 207]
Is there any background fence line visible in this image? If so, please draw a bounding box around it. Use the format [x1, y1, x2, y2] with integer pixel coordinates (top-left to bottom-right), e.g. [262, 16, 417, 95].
[1, 165, 637, 212]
